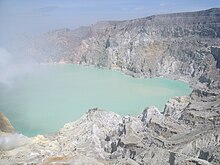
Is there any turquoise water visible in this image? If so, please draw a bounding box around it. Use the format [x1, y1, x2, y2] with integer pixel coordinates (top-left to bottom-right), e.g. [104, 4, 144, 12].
[0, 64, 192, 136]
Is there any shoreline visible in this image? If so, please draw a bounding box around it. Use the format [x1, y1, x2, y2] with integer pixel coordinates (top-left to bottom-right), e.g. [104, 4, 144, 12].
[2, 63, 193, 137]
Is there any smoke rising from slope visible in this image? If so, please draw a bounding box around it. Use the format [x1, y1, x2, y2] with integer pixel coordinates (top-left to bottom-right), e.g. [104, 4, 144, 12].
[0, 133, 30, 151]
[0, 47, 35, 87]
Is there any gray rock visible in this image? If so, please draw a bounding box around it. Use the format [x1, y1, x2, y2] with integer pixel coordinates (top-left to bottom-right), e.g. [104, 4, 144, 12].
[1, 8, 220, 165]
[22, 9, 220, 92]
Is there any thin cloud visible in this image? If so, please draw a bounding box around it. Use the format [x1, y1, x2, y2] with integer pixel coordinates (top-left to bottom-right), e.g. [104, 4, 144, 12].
[32, 6, 60, 13]
[31, 6, 60, 16]
[134, 7, 145, 11]
[159, 3, 176, 7]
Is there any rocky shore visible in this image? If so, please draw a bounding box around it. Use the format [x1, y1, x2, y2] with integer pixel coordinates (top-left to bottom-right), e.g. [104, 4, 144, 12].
[1, 8, 220, 164]
[1, 91, 219, 164]
[22, 8, 220, 91]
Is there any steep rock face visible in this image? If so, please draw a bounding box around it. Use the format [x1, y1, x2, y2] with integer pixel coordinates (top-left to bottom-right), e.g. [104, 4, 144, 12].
[24, 8, 220, 92]
[1, 8, 220, 165]
[0, 112, 14, 133]
[1, 103, 219, 164]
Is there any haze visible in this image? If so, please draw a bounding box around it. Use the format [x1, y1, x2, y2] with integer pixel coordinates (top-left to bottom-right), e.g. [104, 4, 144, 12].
[1, 0, 220, 46]
[0, 0, 220, 85]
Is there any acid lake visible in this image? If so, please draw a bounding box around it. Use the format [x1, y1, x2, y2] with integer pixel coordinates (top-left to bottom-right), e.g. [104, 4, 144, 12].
[0, 64, 192, 136]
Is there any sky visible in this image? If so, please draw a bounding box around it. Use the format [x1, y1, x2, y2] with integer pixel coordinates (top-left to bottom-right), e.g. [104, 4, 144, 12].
[0, 0, 220, 45]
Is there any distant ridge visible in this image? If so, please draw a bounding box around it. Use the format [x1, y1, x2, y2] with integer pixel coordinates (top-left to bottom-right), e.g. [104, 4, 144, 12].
[2, 8, 220, 164]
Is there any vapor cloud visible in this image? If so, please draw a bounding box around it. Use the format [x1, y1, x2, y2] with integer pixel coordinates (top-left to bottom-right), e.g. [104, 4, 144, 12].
[0, 133, 30, 151]
[0, 47, 34, 86]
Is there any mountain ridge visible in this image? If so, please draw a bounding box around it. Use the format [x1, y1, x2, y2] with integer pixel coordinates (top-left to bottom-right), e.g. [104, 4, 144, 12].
[1, 8, 220, 164]
[22, 8, 220, 93]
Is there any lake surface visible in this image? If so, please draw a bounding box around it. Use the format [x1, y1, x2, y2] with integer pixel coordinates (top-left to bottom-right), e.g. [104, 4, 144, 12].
[0, 64, 192, 136]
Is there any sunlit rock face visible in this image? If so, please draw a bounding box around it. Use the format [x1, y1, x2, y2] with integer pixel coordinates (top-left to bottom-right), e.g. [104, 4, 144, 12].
[1, 8, 220, 165]
[0, 113, 30, 151]
[0, 112, 14, 133]
[25, 8, 220, 91]
[1, 102, 219, 164]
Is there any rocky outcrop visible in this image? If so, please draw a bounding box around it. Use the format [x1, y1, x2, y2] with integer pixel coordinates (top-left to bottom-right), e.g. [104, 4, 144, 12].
[1, 8, 220, 165]
[0, 113, 30, 151]
[1, 103, 219, 164]
[23, 8, 220, 92]
[0, 112, 14, 133]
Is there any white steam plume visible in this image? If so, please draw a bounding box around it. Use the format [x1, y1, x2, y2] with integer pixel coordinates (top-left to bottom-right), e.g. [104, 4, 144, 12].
[0, 133, 30, 151]
[0, 47, 34, 86]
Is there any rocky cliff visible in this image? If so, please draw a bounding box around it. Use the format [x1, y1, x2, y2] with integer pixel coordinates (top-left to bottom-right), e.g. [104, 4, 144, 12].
[0, 112, 14, 133]
[24, 8, 220, 92]
[1, 8, 220, 165]
[1, 95, 219, 164]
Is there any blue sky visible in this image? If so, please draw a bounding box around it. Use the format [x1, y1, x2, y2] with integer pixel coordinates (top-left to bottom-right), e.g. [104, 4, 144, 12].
[0, 0, 220, 44]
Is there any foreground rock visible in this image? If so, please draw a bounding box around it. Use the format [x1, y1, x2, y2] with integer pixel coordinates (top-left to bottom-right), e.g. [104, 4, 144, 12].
[1, 8, 220, 164]
[0, 113, 30, 151]
[1, 91, 219, 165]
